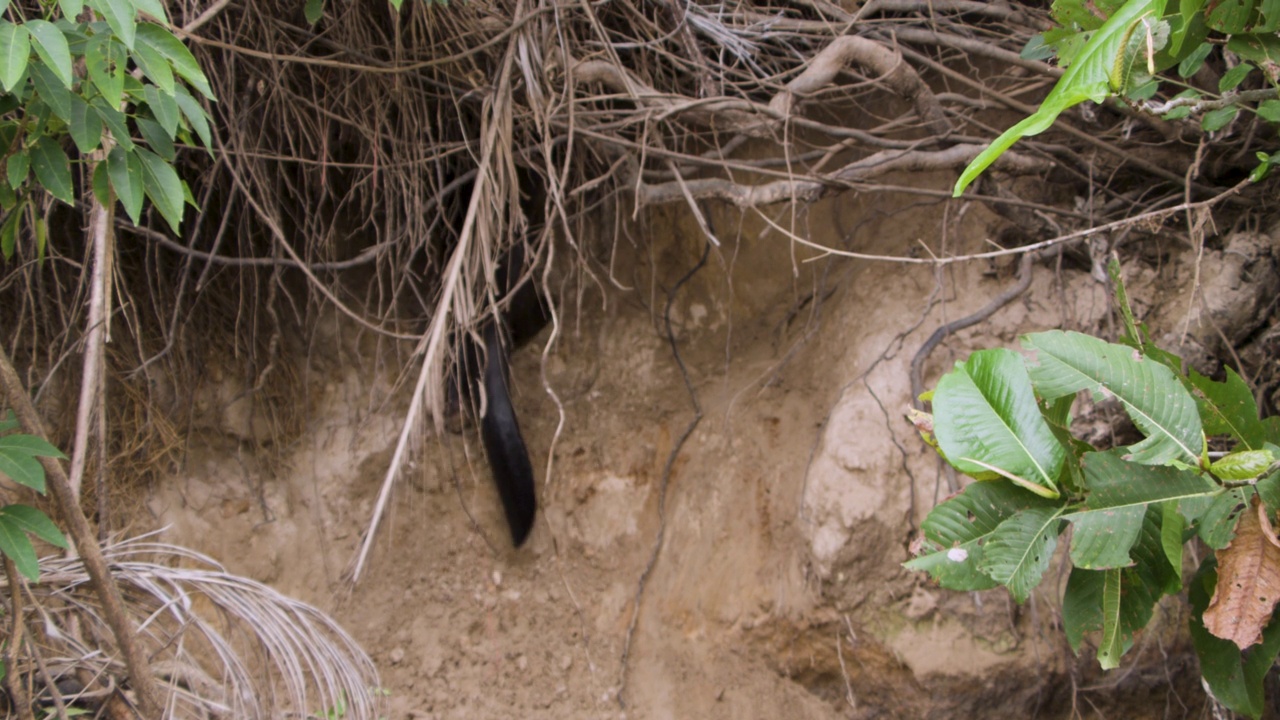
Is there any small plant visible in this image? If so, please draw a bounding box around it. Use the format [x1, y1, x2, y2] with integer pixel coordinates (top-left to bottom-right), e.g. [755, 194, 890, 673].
[907, 260, 1280, 718]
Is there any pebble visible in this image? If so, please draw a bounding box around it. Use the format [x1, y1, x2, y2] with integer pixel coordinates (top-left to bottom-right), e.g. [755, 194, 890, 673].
[389, 647, 405, 665]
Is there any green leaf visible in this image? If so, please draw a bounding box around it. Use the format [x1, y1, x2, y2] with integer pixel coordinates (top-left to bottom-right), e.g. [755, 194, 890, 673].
[135, 24, 215, 100]
[144, 84, 179, 136]
[0, 514, 40, 581]
[88, 0, 137, 50]
[28, 62, 72, 123]
[1024, 330, 1204, 465]
[0, 22, 31, 93]
[978, 505, 1065, 603]
[135, 117, 174, 160]
[1082, 450, 1218, 508]
[59, 0, 85, 16]
[1190, 561, 1280, 718]
[0, 505, 66, 549]
[305, 0, 326, 24]
[1191, 367, 1266, 449]
[24, 19, 74, 89]
[1063, 566, 1105, 652]
[29, 136, 74, 205]
[134, 146, 184, 232]
[131, 41, 174, 96]
[1228, 32, 1280, 65]
[131, 0, 169, 23]
[0, 207, 20, 260]
[90, 96, 134, 152]
[173, 85, 212, 151]
[932, 348, 1065, 497]
[0, 434, 67, 460]
[1202, 105, 1239, 132]
[953, 0, 1167, 196]
[1096, 567, 1125, 669]
[6, 151, 29, 191]
[107, 145, 143, 223]
[1178, 41, 1213, 77]
[1068, 504, 1145, 569]
[69, 95, 104, 154]
[1210, 449, 1275, 481]
[85, 34, 126, 110]
[0, 450, 44, 492]
[1161, 500, 1184, 582]
[1258, 100, 1280, 123]
[905, 481, 1057, 591]
[1219, 62, 1254, 92]
[1198, 487, 1252, 549]
[91, 160, 110, 207]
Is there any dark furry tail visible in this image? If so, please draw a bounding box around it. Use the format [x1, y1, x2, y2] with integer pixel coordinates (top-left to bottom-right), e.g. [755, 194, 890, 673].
[474, 322, 538, 546]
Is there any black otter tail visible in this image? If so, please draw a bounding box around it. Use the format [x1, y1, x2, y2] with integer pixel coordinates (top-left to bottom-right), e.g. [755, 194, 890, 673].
[459, 244, 549, 547]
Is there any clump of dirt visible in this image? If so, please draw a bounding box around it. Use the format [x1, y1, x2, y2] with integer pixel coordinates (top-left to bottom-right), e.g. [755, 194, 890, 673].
[144, 188, 1253, 718]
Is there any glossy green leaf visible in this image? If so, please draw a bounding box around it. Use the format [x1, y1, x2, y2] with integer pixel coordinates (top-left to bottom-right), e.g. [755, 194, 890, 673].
[0, 505, 66, 549]
[29, 136, 73, 204]
[24, 20, 73, 89]
[88, 0, 136, 50]
[85, 34, 126, 109]
[131, 40, 174, 96]
[1096, 567, 1125, 669]
[1178, 41, 1213, 76]
[1192, 367, 1266, 449]
[0, 22, 31, 93]
[0, 515, 39, 581]
[1258, 100, 1280, 123]
[135, 24, 214, 100]
[107, 145, 143, 223]
[134, 146, 184, 232]
[1202, 106, 1239, 132]
[932, 348, 1065, 497]
[905, 480, 1057, 591]
[6, 151, 28, 191]
[978, 505, 1065, 603]
[144, 83, 179, 135]
[173, 85, 212, 151]
[1082, 450, 1218, 508]
[28, 62, 72, 123]
[954, 0, 1167, 195]
[1068, 504, 1145, 569]
[1210, 449, 1275, 481]
[135, 117, 174, 160]
[1024, 330, 1203, 465]
[68, 95, 103, 153]
[1219, 63, 1253, 92]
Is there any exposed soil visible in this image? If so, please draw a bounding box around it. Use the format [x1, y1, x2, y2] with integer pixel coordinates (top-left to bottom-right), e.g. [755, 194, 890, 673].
[143, 180, 1278, 718]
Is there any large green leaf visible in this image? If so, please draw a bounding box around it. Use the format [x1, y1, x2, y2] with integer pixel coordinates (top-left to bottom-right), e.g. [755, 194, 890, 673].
[90, 96, 134, 152]
[978, 505, 1065, 602]
[144, 84, 179, 135]
[0, 505, 66, 549]
[1024, 331, 1203, 465]
[1068, 505, 1145, 569]
[107, 145, 143, 223]
[905, 481, 1056, 591]
[30, 136, 74, 204]
[24, 19, 73, 89]
[135, 24, 214, 100]
[932, 348, 1065, 497]
[0, 21, 31, 93]
[29, 62, 72, 123]
[0, 514, 39, 581]
[953, 0, 1167, 195]
[85, 33, 126, 110]
[69, 95, 104, 153]
[0, 433, 67, 459]
[88, 0, 137, 50]
[1191, 367, 1266, 449]
[1190, 561, 1280, 719]
[134, 147, 184, 232]
[0, 446, 44, 492]
[131, 40, 174, 96]
[1081, 450, 1218, 508]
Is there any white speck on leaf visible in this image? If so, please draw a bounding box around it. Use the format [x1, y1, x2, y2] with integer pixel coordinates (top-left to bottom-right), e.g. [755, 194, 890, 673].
[947, 548, 969, 562]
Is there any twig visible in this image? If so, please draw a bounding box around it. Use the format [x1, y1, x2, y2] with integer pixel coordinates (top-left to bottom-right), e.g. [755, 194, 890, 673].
[3, 557, 35, 720]
[0, 348, 163, 717]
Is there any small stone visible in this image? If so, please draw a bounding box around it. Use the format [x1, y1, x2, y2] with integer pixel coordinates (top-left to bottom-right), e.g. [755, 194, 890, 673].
[389, 647, 406, 665]
[560, 655, 573, 671]
[517, 654, 529, 671]
[492, 569, 503, 586]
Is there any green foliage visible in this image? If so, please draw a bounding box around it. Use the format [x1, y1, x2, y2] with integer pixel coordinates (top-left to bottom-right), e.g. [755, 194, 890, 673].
[906, 259, 1280, 717]
[0, 411, 69, 582]
[0, 0, 216, 253]
[958, 0, 1280, 195]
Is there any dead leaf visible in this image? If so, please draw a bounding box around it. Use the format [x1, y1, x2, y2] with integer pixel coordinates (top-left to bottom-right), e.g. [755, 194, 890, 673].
[1204, 496, 1280, 649]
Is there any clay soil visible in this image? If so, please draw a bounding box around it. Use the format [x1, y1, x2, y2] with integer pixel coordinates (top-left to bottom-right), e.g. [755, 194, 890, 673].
[143, 177, 1260, 718]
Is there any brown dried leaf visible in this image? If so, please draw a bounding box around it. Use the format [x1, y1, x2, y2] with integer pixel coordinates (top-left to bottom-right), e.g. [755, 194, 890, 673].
[1203, 497, 1280, 649]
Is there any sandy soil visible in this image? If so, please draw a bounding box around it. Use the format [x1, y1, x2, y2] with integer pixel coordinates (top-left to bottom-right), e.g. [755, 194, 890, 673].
[142, 179, 1262, 718]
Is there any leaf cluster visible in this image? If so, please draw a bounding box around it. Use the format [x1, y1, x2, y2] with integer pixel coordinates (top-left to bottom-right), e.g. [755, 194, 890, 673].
[906, 259, 1280, 717]
[956, 0, 1280, 195]
[0, 0, 216, 257]
[0, 410, 67, 582]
